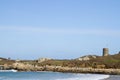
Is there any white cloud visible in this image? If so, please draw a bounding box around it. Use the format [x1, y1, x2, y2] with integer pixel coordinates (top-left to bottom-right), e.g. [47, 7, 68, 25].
[0, 26, 119, 36]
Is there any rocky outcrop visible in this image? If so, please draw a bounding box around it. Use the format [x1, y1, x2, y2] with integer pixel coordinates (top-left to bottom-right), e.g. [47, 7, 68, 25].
[12, 62, 120, 75]
[13, 62, 42, 71]
[76, 55, 97, 61]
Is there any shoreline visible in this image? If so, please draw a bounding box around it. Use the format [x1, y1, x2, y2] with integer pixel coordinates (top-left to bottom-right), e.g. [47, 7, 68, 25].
[14, 65, 120, 75]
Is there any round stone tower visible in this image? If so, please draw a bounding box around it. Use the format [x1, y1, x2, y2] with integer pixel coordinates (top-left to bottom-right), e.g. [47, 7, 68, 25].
[103, 48, 109, 56]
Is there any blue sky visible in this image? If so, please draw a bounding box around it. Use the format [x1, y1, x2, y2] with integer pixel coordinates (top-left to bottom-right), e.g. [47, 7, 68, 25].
[0, 0, 120, 60]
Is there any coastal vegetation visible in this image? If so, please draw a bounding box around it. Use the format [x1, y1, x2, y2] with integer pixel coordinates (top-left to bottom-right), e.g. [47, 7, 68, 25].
[37, 53, 120, 69]
[1, 53, 120, 69]
[0, 49, 120, 74]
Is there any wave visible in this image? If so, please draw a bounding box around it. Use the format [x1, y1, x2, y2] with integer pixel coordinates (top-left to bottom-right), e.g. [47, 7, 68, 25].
[0, 72, 110, 80]
[55, 74, 110, 80]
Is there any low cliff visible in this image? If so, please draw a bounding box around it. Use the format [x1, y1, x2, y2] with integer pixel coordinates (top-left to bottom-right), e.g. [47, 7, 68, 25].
[12, 62, 120, 75]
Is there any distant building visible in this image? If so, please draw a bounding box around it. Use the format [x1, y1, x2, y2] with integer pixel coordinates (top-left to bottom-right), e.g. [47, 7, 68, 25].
[103, 48, 109, 56]
[37, 58, 52, 63]
[15, 59, 21, 62]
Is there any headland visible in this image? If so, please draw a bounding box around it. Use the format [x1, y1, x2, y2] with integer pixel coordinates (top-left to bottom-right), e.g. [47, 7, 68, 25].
[0, 48, 120, 75]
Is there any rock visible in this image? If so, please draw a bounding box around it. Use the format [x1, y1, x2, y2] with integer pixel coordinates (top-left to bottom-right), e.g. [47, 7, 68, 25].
[37, 58, 52, 63]
[76, 55, 97, 61]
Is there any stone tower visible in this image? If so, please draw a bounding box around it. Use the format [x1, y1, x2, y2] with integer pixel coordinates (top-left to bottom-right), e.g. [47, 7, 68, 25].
[103, 48, 109, 56]
[118, 51, 120, 54]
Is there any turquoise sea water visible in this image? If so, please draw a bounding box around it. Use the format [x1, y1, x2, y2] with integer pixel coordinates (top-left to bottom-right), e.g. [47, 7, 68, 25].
[0, 71, 114, 80]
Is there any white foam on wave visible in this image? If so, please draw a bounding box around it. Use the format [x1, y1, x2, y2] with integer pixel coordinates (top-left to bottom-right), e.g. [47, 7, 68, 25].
[56, 74, 110, 80]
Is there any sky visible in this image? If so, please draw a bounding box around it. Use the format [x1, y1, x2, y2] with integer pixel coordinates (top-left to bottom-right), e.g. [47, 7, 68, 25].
[0, 0, 120, 60]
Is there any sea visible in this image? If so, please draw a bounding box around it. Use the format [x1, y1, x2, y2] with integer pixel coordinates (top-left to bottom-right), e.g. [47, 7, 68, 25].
[0, 71, 119, 80]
